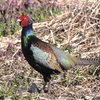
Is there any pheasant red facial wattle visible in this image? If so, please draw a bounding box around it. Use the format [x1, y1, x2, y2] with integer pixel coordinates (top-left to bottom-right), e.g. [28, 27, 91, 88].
[18, 14, 100, 93]
[18, 15, 29, 27]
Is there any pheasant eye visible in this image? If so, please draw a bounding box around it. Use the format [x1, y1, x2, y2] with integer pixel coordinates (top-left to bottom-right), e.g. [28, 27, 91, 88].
[23, 18, 27, 20]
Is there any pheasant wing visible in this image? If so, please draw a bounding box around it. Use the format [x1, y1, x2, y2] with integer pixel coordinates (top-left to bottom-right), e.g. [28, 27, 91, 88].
[30, 44, 63, 73]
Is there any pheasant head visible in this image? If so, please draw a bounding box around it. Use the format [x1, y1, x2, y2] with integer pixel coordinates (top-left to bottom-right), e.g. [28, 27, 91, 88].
[17, 14, 33, 27]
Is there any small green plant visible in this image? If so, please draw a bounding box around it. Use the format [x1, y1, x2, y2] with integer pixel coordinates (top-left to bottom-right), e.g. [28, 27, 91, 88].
[0, 0, 61, 37]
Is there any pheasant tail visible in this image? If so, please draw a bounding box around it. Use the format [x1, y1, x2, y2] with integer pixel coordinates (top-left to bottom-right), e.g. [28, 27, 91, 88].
[77, 57, 100, 65]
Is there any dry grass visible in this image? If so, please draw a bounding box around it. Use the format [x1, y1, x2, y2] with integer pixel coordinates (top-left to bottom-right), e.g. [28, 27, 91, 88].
[0, 0, 100, 100]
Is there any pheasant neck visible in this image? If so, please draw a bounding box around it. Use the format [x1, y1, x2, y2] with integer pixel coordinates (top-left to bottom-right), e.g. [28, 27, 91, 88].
[22, 24, 34, 37]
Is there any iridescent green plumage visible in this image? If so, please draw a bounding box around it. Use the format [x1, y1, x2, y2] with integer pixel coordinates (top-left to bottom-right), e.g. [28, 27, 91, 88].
[23, 36, 29, 47]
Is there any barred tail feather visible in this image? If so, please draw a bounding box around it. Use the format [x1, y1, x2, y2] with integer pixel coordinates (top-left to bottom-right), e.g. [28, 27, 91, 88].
[77, 57, 100, 65]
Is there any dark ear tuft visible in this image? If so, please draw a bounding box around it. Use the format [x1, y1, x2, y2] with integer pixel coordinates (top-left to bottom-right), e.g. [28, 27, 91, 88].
[32, 18, 35, 22]
[28, 16, 35, 22]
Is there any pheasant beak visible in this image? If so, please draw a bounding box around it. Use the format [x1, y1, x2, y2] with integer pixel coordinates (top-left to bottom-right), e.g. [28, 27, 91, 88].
[17, 19, 21, 22]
